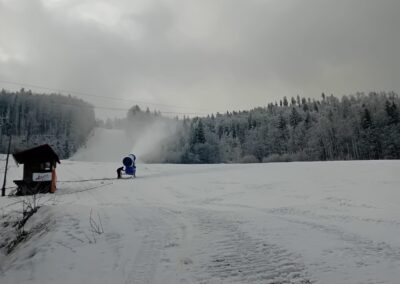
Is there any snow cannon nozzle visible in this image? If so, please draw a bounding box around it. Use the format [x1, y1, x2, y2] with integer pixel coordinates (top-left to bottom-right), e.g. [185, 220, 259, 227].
[122, 154, 136, 167]
[118, 154, 136, 179]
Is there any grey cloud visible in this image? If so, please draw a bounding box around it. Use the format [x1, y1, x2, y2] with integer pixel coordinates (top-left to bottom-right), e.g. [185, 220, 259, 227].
[0, 0, 399, 118]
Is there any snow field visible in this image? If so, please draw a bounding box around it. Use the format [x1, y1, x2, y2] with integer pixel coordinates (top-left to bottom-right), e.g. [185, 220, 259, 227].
[0, 159, 400, 283]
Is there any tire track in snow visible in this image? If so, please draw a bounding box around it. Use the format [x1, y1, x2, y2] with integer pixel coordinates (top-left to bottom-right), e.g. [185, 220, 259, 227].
[121, 207, 178, 284]
[189, 210, 313, 284]
[264, 206, 400, 264]
[280, 217, 400, 263]
[125, 217, 161, 284]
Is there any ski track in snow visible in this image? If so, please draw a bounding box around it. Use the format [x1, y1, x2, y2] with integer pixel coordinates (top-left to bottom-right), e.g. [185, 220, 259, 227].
[1, 157, 400, 283]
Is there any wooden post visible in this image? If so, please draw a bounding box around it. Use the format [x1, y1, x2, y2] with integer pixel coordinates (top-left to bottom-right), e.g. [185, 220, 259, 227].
[51, 167, 57, 193]
[1, 134, 12, 197]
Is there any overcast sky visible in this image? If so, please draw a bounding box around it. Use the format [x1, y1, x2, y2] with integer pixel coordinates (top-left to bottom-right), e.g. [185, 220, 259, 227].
[0, 0, 399, 118]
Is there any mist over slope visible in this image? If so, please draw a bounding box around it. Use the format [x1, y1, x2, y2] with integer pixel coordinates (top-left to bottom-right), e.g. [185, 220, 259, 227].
[71, 128, 132, 162]
[72, 121, 180, 164]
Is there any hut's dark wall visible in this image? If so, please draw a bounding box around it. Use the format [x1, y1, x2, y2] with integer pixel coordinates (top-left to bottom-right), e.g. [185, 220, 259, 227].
[23, 162, 55, 181]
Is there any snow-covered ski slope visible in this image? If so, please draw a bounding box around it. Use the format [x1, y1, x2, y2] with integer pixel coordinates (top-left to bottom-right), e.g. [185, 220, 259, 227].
[1, 158, 400, 283]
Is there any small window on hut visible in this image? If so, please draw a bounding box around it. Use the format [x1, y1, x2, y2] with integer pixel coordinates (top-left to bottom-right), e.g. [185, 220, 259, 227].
[40, 162, 51, 171]
[44, 162, 51, 170]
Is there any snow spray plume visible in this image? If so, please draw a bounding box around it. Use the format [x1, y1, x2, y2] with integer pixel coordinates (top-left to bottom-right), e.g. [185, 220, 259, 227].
[71, 128, 132, 162]
[126, 109, 181, 163]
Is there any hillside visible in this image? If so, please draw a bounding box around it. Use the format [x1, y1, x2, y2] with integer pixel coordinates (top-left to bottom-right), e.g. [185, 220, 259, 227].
[115, 92, 400, 164]
[0, 89, 96, 158]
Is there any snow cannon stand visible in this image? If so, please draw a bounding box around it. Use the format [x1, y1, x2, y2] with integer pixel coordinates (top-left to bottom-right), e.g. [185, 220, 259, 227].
[121, 154, 136, 178]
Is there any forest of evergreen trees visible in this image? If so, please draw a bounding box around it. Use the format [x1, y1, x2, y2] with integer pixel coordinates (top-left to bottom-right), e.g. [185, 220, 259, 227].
[128, 91, 400, 163]
[1, 89, 399, 163]
[0, 89, 96, 158]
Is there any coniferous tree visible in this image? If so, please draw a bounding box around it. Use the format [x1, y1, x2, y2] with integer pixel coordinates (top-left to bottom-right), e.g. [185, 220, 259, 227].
[196, 120, 206, 144]
[289, 107, 302, 128]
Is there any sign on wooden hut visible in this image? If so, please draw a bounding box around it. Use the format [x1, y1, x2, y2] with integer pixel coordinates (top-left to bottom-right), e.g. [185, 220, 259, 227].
[13, 144, 60, 195]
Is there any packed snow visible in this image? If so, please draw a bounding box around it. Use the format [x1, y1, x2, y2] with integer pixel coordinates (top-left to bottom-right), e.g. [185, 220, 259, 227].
[1, 154, 400, 283]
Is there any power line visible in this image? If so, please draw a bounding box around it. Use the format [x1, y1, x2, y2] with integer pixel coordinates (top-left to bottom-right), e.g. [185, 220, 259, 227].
[43, 98, 208, 116]
[92, 104, 206, 116]
[0, 89, 209, 117]
[0, 79, 213, 113]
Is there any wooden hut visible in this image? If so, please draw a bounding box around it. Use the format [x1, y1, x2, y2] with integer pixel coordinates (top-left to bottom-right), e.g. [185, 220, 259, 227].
[13, 144, 60, 195]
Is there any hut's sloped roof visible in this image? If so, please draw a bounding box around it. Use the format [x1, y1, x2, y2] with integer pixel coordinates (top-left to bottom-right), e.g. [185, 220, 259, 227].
[13, 144, 61, 164]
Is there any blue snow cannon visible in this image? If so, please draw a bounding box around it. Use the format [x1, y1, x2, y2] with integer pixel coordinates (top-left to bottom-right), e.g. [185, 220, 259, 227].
[122, 154, 136, 177]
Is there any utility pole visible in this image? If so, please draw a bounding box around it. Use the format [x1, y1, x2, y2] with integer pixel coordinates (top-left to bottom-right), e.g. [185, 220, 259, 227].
[1, 122, 12, 197]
